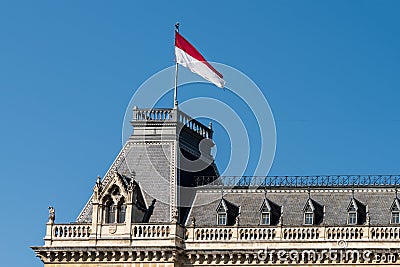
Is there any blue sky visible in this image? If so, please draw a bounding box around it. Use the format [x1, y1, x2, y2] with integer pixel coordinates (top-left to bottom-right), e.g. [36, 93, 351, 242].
[1, 1, 399, 266]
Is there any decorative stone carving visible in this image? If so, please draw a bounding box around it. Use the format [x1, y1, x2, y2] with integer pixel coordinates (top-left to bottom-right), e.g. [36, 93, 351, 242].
[171, 207, 179, 223]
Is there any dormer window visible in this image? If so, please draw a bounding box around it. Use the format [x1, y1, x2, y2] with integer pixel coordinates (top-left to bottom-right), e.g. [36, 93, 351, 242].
[348, 211, 357, 225]
[218, 213, 227, 225]
[215, 197, 240, 226]
[103, 186, 126, 224]
[390, 197, 400, 224]
[347, 200, 358, 225]
[259, 201, 271, 225]
[391, 212, 400, 224]
[304, 212, 314, 225]
[259, 195, 281, 226]
[261, 212, 270, 225]
[347, 195, 366, 225]
[303, 199, 314, 225]
[217, 204, 227, 225]
[302, 196, 324, 226]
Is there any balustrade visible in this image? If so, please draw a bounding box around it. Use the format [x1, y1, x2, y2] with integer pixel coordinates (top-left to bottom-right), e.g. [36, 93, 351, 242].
[326, 227, 363, 240]
[53, 224, 91, 238]
[194, 228, 233, 241]
[370, 226, 400, 239]
[48, 223, 400, 243]
[132, 224, 170, 239]
[131, 107, 213, 139]
[282, 227, 320, 240]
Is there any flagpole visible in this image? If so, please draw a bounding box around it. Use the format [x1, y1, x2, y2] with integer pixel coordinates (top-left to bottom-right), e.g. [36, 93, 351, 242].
[174, 22, 180, 109]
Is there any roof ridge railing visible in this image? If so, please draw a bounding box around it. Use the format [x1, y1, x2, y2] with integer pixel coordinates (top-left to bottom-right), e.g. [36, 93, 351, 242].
[131, 107, 213, 139]
[195, 175, 400, 188]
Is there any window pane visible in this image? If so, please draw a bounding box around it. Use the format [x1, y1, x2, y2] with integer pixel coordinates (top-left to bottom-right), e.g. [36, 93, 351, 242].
[392, 212, 399, 224]
[118, 204, 126, 223]
[261, 212, 270, 225]
[348, 212, 357, 224]
[108, 205, 116, 223]
[304, 213, 313, 225]
[218, 213, 226, 225]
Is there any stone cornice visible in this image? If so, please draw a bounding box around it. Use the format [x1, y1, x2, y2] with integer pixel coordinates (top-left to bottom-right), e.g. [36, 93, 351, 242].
[31, 246, 184, 264]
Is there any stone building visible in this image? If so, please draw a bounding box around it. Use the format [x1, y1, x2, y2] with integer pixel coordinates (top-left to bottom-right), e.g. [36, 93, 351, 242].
[32, 107, 400, 266]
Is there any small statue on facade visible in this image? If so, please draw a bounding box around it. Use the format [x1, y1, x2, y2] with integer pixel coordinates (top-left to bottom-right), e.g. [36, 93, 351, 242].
[234, 216, 240, 226]
[48, 206, 55, 223]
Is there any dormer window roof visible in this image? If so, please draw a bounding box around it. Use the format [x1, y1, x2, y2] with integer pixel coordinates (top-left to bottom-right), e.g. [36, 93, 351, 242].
[390, 197, 400, 224]
[259, 197, 281, 225]
[346, 194, 366, 225]
[302, 197, 324, 225]
[216, 197, 239, 226]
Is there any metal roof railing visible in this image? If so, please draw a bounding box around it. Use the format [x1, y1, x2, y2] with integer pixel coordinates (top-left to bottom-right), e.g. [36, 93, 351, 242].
[195, 175, 400, 188]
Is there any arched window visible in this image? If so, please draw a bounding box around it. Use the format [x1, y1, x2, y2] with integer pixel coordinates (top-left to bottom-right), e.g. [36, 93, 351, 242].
[118, 203, 126, 223]
[105, 201, 116, 224]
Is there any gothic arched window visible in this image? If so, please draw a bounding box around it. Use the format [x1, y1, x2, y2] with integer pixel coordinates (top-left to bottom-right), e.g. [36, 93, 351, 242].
[105, 200, 116, 224]
[118, 203, 127, 223]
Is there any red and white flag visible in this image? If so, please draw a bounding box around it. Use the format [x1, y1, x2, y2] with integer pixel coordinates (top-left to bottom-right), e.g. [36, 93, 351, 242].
[175, 31, 225, 88]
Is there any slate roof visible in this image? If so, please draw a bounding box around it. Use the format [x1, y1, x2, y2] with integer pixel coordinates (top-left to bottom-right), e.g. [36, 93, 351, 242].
[187, 187, 399, 226]
[77, 141, 219, 224]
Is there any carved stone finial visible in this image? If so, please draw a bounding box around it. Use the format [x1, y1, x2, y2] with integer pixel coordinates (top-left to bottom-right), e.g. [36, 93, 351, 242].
[209, 121, 213, 130]
[191, 216, 196, 227]
[48, 206, 55, 224]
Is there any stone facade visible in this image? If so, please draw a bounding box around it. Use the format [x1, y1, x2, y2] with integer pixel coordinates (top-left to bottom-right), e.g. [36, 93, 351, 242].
[32, 107, 400, 266]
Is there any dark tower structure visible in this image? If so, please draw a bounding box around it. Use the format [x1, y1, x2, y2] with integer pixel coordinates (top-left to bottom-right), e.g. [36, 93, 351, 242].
[77, 107, 219, 225]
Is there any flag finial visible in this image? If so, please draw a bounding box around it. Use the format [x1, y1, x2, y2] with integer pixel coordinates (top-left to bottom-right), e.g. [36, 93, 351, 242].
[175, 22, 180, 32]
